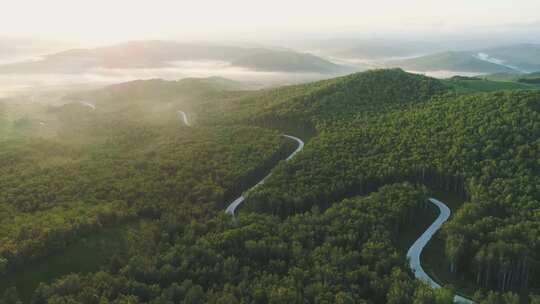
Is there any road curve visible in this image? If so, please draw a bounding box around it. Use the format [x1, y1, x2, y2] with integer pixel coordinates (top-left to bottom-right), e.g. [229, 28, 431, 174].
[80, 101, 96, 110]
[283, 135, 304, 160]
[178, 111, 190, 126]
[175, 111, 303, 215]
[407, 198, 474, 304]
[225, 135, 304, 216]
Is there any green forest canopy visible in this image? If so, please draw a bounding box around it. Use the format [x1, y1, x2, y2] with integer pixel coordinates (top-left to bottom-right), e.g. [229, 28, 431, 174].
[2, 69, 540, 303]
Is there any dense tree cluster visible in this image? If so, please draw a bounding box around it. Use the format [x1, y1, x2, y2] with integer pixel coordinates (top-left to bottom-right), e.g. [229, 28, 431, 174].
[191, 69, 447, 128]
[0, 107, 290, 272]
[245, 87, 540, 295]
[21, 184, 457, 304]
[3, 69, 540, 302]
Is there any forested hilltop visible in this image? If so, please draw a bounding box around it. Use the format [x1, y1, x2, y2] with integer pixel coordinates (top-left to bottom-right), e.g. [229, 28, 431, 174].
[2, 69, 540, 303]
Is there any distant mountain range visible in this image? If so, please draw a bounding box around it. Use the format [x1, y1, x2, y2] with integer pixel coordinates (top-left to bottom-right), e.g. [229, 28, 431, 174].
[2, 39, 538, 80]
[334, 39, 443, 60]
[0, 37, 70, 63]
[0, 40, 353, 75]
[386, 44, 540, 74]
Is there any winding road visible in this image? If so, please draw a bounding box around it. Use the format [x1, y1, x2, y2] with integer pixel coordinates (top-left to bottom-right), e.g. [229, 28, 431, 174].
[177, 110, 303, 216]
[408, 198, 474, 304]
[178, 111, 190, 126]
[79, 101, 96, 110]
[177, 110, 470, 302]
[225, 134, 304, 215]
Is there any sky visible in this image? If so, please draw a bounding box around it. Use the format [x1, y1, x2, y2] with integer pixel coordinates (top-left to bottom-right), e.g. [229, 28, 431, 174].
[1, 0, 540, 44]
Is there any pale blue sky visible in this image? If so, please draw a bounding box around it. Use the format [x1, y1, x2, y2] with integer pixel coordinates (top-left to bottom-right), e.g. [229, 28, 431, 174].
[2, 0, 539, 43]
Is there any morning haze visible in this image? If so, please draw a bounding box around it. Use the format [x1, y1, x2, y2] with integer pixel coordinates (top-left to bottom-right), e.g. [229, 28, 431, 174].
[1, 1, 540, 303]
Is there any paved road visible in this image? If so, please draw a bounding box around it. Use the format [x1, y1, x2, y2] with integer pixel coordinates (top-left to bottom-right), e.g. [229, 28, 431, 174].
[178, 111, 190, 126]
[80, 101, 96, 110]
[175, 111, 303, 216]
[283, 135, 304, 160]
[407, 198, 474, 304]
[225, 135, 304, 216]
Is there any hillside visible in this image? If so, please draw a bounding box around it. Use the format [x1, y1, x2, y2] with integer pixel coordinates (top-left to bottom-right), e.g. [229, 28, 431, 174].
[187, 69, 448, 128]
[0, 40, 351, 74]
[67, 76, 249, 103]
[0, 76, 250, 143]
[251, 69, 447, 122]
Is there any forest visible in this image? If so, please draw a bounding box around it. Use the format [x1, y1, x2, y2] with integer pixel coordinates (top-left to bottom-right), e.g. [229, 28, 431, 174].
[0, 126, 290, 266]
[2, 69, 540, 303]
[240, 72, 540, 300]
[15, 184, 460, 304]
[0, 79, 294, 300]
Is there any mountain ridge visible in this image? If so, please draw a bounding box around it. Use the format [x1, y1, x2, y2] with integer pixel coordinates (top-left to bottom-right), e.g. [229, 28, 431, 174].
[387, 44, 540, 74]
[0, 40, 353, 75]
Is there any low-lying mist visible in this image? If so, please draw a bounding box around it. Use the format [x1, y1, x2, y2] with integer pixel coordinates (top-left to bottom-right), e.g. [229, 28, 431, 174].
[0, 61, 340, 98]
